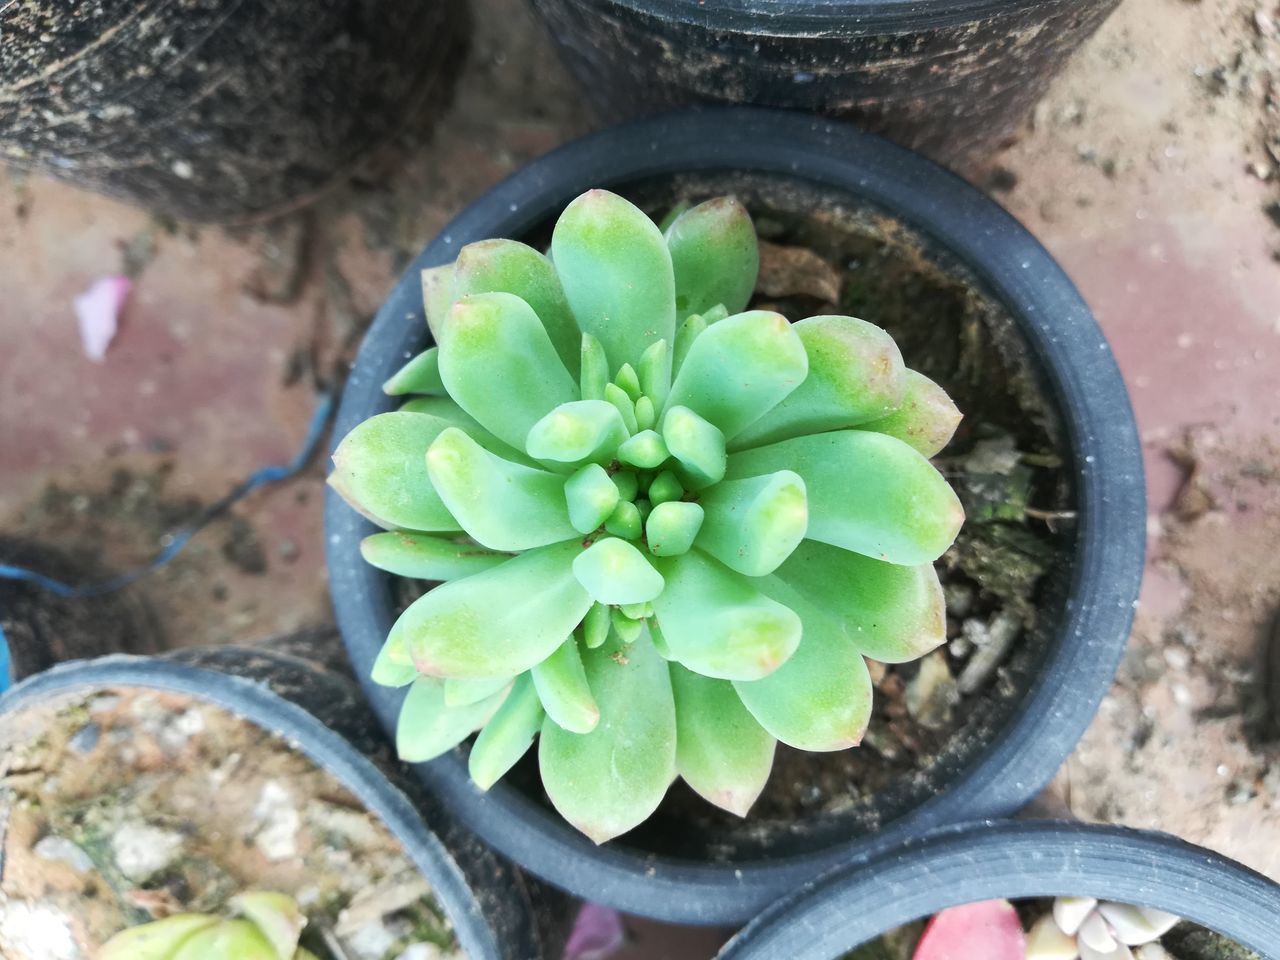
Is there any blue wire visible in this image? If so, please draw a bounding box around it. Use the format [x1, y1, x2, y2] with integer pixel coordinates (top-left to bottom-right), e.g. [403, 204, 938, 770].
[0, 391, 335, 690]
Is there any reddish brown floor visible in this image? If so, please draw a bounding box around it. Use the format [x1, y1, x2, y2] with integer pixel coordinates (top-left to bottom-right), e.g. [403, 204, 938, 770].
[0, 0, 1277, 955]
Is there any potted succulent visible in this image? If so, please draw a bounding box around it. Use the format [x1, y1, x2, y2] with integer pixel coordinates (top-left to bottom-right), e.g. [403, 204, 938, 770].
[0, 650, 544, 959]
[526, 0, 1122, 164]
[0, 0, 466, 221]
[325, 107, 1146, 923]
[715, 820, 1280, 959]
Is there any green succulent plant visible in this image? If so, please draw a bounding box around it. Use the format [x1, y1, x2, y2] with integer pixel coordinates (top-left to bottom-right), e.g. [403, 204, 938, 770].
[99, 891, 317, 960]
[330, 190, 965, 843]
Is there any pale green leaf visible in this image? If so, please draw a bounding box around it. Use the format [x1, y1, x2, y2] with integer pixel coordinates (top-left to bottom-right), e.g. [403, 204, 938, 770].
[383, 347, 446, 397]
[649, 550, 800, 681]
[421, 264, 455, 343]
[730, 315, 906, 450]
[726, 430, 964, 565]
[526, 400, 628, 466]
[774, 540, 945, 662]
[453, 238, 581, 376]
[100, 915, 219, 960]
[396, 677, 508, 763]
[696, 471, 808, 576]
[427, 427, 576, 551]
[661, 404, 726, 489]
[171, 920, 277, 960]
[229, 892, 305, 960]
[582, 602, 611, 649]
[645, 500, 704, 558]
[565, 462, 621, 534]
[539, 630, 676, 843]
[437, 292, 578, 450]
[665, 197, 759, 319]
[445, 676, 512, 707]
[580, 333, 609, 401]
[361, 531, 511, 581]
[395, 395, 537, 466]
[328, 412, 460, 532]
[552, 189, 677, 375]
[572, 537, 664, 604]
[391, 541, 592, 678]
[670, 663, 775, 817]
[469, 674, 544, 790]
[371, 633, 418, 688]
[533, 636, 600, 733]
[665, 310, 808, 440]
[855, 368, 963, 458]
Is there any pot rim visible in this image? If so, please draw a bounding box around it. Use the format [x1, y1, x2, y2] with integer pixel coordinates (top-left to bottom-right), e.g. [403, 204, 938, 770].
[324, 106, 1146, 924]
[530, 0, 1074, 34]
[0, 654, 519, 960]
[716, 819, 1280, 958]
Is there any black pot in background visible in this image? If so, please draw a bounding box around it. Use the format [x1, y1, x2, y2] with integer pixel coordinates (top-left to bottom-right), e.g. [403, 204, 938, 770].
[325, 107, 1146, 924]
[716, 820, 1280, 959]
[528, 0, 1119, 166]
[0, 0, 467, 222]
[0, 650, 545, 960]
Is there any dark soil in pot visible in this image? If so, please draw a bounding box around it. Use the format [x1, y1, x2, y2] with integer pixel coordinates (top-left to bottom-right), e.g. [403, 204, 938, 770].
[0, 651, 545, 959]
[0, 0, 468, 222]
[325, 109, 1145, 923]
[528, 0, 1122, 166]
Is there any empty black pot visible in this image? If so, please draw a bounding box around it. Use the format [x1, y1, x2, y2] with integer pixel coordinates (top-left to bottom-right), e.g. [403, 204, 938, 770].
[528, 0, 1119, 165]
[325, 108, 1146, 925]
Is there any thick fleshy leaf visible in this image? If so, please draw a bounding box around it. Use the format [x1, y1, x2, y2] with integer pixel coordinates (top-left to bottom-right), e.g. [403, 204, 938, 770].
[445, 676, 512, 706]
[551, 189, 676, 374]
[673, 313, 707, 374]
[427, 428, 576, 551]
[329, 412, 460, 531]
[616, 429, 669, 468]
[421, 264, 454, 342]
[469, 674, 544, 790]
[437, 292, 578, 450]
[100, 915, 219, 960]
[581, 333, 610, 401]
[396, 677, 507, 762]
[539, 630, 677, 843]
[730, 315, 906, 450]
[912, 901, 1026, 960]
[735, 577, 873, 750]
[650, 550, 801, 681]
[1055, 897, 1099, 936]
[665, 197, 758, 319]
[396, 395, 536, 465]
[638, 339, 670, 410]
[360, 531, 511, 581]
[583, 602, 611, 648]
[171, 920, 277, 960]
[1096, 903, 1180, 946]
[696, 471, 808, 576]
[453, 238, 581, 376]
[229, 892, 304, 960]
[662, 404, 726, 488]
[615, 362, 641, 400]
[533, 636, 600, 733]
[634, 395, 656, 431]
[665, 310, 808, 440]
[648, 470, 683, 505]
[564, 903, 627, 960]
[726, 429, 963, 565]
[383, 347, 445, 397]
[573, 537, 664, 604]
[670, 663, 775, 817]
[612, 607, 644, 643]
[604, 500, 642, 540]
[856, 368, 963, 458]
[371, 635, 418, 688]
[774, 540, 945, 662]
[604, 382, 639, 434]
[391, 541, 593, 678]
[565, 462, 621, 534]
[645, 501, 704, 558]
[526, 400, 628, 465]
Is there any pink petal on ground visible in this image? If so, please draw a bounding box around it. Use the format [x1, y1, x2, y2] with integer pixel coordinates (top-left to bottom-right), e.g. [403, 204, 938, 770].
[74, 275, 131, 362]
[913, 899, 1028, 960]
[563, 902, 626, 960]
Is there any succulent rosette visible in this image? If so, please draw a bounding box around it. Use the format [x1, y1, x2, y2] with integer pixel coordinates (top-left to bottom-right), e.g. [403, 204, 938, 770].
[330, 190, 965, 843]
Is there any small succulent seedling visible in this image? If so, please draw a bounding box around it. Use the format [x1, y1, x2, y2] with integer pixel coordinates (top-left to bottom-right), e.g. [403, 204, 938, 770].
[1026, 897, 1181, 960]
[99, 891, 317, 960]
[331, 189, 965, 842]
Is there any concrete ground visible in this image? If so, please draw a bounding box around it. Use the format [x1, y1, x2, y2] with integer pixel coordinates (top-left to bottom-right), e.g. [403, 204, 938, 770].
[0, 0, 1277, 955]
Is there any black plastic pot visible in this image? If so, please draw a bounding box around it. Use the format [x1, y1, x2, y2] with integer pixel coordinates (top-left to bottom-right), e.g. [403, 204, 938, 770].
[0, 650, 544, 960]
[0, 0, 466, 222]
[528, 0, 1120, 165]
[717, 820, 1280, 959]
[325, 107, 1146, 924]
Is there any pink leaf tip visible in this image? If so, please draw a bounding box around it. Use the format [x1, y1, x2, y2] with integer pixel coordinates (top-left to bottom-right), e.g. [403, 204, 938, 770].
[912, 899, 1027, 960]
[563, 902, 626, 960]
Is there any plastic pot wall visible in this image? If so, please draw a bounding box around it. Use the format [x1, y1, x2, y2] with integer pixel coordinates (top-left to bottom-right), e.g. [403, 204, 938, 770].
[324, 107, 1146, 924]
[0, 651, 544, 960]
[0, 0, 467, 222]
[717, 820, 1280, 959]
[528, 0, 1120, 165]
